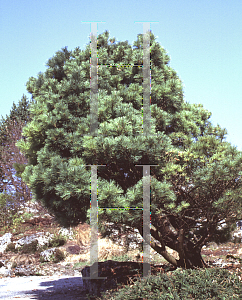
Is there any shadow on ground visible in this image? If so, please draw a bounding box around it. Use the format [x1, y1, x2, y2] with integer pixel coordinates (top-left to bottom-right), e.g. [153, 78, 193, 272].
[0, 275, 89, 300]
[28, 276, 88, 299]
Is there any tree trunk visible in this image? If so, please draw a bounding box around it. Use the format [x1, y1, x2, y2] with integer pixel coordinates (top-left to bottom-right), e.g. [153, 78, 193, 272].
[176, 244, 207, 269]
[176, 228, 208, 269]
[138, 222, 208, 269]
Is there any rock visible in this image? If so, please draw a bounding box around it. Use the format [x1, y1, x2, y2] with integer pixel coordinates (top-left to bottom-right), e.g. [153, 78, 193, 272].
[18, 200, 50, 216]
[40, 248, 65, 263]
[0, 233, 12, 254]
[237, 220, 242, 230]
[0, 260, 12, 278]
[14, 232, 54, 250]
[58, 227, 74, 240]
[0, 266, 11, 277]
[232, 229, 242, 242]
[40, 247, 57, 262]
[100, 222, 143, 251]
[14, 265, 39, 276]
[212, 258, 228, 268]
[0, 253, 37, 277]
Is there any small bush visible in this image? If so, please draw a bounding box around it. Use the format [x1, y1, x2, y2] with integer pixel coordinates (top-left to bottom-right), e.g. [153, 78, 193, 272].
[111, 253, 134, 262]
[48, 234, 67, 248]
[53, 249, 65, 263]
[0, 192, 19, 229]
[22, 212, 35, 220]
[5, 242, 18, 253]
[97, 267, 242, 300]
[20, 240, 38, 254]
[39, 256, 46, 263]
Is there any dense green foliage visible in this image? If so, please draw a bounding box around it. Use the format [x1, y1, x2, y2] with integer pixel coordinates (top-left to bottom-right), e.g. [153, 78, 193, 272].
[16, 30, 242, 268]
[97, 267, 242, 300]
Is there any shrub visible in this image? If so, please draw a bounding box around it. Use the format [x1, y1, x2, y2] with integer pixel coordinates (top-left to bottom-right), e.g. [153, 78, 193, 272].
[20, 240, 38, 254]
[53, 249, 65, 263]
[11, 213, 25, 233]
[97, 267, 242, 300]
[5, 242, 18, 253]
[0, 192, 19, 229]
[22, 212, 35, 220]
[39, 256, 46, 263]
[48, 234, 67, 248]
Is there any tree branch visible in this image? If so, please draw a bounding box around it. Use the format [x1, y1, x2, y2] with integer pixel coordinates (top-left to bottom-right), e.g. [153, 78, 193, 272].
[137, 223, 178, 267]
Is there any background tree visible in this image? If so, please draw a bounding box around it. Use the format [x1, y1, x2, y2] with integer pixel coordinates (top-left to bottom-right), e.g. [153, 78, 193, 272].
[16, 31, 242, 269]
[0, 118, 32, 203]
[0, 95, 33, 212]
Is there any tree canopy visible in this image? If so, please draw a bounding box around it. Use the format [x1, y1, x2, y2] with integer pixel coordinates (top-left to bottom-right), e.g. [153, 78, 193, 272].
[16, 30, 242, 268]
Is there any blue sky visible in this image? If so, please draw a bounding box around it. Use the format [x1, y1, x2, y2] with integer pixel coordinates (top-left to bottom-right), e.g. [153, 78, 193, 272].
[0, 0, 242, 151]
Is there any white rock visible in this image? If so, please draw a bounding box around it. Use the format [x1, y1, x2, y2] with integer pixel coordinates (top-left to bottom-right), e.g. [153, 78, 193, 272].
[232, 229, 242, 242]
[58, 228, 74, 240]
[14, 232, 54, 250]
[40, 248, 56, 262]
[35, 232, 54, 249]
[0, 233, 12, 253]
[0, 266, 11, 277]
[6, 262, 12, 270]
[213, 258, 228, 268]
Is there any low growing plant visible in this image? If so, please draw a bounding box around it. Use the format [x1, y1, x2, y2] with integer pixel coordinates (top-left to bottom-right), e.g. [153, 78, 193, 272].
[53, 249, 65, 263]
[96, 267, 242, 300]
[39, 257, 47, 263]
[0, 192, 20, 230]
[11, 213, 25, 233]
[110, 253, 134, 262]
[22, 212, 35, 220]
[48, 234, 67, 248]
[74, 261, 91, 269]
[20, 240, 38, 254]
[5, 242, 18, 253]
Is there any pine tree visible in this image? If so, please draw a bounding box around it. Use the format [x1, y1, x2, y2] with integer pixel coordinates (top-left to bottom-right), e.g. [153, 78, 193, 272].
[16, 31, 242, 269]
